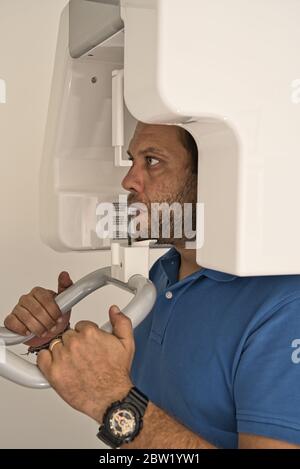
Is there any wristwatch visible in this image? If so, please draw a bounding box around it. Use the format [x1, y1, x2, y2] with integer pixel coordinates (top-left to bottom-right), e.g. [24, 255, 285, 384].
[97, 386, 149, 448]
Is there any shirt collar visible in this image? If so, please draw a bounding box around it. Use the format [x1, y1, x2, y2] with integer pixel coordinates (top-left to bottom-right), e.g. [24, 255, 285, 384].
[159, 247, 238, 284]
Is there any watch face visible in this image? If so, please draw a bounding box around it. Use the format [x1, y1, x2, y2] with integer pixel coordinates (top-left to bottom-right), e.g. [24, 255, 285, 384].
[108, 406, 137, 439]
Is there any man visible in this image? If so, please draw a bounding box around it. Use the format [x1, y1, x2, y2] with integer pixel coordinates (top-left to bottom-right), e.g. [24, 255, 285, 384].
[4, 123, 300, 449]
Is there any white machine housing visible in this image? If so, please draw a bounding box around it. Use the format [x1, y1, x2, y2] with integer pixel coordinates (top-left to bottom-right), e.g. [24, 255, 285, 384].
[41, 0, 300, 275]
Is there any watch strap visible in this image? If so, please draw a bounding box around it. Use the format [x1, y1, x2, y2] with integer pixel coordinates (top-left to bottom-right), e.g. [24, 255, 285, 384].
[124, 386, 149, 417]
[97, 426, 122, 449]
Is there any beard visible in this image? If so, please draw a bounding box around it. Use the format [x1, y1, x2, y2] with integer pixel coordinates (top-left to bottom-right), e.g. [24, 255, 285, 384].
[127, 171, 197, 246]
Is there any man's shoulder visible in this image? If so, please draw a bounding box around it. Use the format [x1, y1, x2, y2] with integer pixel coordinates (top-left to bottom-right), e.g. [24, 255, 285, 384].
[236, 272, 300, 302]
[231, 273, 300, 331]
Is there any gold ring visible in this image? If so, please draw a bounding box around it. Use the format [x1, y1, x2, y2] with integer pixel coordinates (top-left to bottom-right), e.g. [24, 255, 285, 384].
[49, 338, 63, 352]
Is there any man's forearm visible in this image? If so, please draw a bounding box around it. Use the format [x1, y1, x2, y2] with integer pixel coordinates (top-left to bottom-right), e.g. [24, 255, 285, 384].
[122, 402, 217, 449]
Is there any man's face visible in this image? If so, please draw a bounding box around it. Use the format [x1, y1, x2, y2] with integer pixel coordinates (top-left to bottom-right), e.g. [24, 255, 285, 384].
[121, 122, 197, 246]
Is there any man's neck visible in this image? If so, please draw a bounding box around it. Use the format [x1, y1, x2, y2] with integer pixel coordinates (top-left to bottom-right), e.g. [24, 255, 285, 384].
[174, 244, 202, 281]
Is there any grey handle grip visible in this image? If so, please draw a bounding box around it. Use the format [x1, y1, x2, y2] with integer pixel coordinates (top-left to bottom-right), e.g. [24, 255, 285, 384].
[0, 267, 156, 388]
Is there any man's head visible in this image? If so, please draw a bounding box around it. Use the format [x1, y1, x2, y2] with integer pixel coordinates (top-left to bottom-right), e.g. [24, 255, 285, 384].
[121, 122, 198, 246]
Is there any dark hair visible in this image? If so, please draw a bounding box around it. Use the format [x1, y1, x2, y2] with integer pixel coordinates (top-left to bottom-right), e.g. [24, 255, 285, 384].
[177, 127, 198, 174]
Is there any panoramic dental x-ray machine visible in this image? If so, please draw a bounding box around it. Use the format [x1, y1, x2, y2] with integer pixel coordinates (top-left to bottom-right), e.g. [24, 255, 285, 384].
[1, 0, 300, 388]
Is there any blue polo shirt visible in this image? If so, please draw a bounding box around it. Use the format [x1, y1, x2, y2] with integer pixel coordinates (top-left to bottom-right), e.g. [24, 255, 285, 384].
[130, 247, 300, 448]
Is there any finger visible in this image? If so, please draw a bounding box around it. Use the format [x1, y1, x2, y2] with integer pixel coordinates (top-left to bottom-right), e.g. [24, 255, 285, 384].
[11, 305, 49, 337]
[60, 328, 77, 345]
[58, 271, 73, 294]
[30, 287, 63, 322]
[24, 312, 71, 347]
[37, 349, 53, 375]
[48, 338, 64, 359]
[74, 320, 99, 333]
[109, 305, 134, 351]
[50, 310, 71, 330]
[19, 295, 57, 331]
[4, 312, 30, 337]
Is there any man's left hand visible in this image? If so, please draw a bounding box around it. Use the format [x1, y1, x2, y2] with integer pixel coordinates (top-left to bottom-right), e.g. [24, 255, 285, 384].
[37, 305, 134, 423]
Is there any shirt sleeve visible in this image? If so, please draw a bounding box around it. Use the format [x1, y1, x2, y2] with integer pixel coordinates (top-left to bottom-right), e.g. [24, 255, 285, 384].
[234, 296, 300, 445]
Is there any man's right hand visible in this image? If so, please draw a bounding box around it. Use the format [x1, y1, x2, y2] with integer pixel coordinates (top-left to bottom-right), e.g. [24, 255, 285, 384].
[4, 271, 73, 347]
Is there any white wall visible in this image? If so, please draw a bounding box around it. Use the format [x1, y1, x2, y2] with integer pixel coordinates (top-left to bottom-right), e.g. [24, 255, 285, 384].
[0, 0, 165, 448]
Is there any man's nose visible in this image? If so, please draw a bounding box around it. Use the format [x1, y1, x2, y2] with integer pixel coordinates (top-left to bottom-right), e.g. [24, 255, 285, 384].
[121, 163, 145, 193]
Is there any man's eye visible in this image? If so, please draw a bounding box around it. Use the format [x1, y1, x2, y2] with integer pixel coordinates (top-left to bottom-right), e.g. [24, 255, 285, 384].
[127, 155, 160, 167]
[145, 156, 160, 167]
